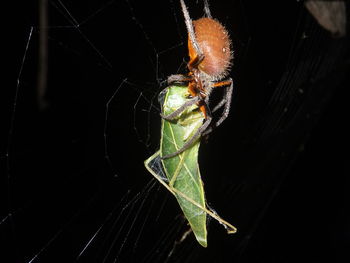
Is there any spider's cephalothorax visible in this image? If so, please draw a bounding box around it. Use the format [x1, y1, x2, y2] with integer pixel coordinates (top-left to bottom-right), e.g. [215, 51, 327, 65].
[161, 0, 234, 159]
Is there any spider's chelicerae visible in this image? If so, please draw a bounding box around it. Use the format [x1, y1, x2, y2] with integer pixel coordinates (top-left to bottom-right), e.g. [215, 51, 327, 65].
[161, 0, 233, 159]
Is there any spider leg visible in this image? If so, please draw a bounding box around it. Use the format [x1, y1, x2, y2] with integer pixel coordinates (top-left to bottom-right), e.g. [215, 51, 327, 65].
[159, 74, 193, 109]
[161, 114, 212, 159]
[203, 78, 233, 136]
[211, 79, 232, 112]
[160, 96, 200, 121]
[215, 78, 233, 127]
[180, 0, 204, 63]
[167, 74, 191, 85]
[212, 98, 226, 113]
[203, 0, 212, 18]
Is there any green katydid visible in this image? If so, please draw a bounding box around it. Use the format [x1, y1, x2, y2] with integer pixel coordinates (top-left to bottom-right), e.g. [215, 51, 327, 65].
[144, 85, 236, 247]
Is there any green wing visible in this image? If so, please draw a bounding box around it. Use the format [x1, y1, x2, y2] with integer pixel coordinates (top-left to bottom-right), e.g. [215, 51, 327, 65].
[160, 85, 207, 247]
[144, 85, 237, 247]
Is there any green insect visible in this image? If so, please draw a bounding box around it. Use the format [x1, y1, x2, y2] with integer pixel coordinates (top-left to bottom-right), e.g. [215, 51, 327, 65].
[144, 85, 236, 247]
[145, 0, 237, 247]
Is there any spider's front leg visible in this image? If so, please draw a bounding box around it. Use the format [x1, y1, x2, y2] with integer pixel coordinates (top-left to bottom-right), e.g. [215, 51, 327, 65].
[159, 74, 189, 106]
[160, 74, 196, 121]
[167, 74, 191, 85]
[161, 102, 212, 160]
[161, 114, 212, 160]
[160, 96, 200, 121]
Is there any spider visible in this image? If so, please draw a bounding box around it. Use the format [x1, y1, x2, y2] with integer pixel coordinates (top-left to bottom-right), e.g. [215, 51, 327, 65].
[161, 0, 234, 159]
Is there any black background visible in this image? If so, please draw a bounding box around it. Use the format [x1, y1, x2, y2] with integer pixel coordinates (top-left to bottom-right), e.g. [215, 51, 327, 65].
[4, 0, 349, 262]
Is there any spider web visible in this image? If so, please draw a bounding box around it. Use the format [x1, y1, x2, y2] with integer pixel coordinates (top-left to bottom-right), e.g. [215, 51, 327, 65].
[4, 0, 349, 263]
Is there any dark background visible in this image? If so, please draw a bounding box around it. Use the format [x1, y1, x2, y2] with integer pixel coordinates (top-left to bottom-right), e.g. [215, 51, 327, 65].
[3, 0, 349, 262]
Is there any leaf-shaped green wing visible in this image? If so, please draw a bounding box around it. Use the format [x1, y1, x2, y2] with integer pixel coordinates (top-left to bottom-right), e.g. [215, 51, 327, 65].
[159, 86, 207, 247]
[144, 85, 237, 247]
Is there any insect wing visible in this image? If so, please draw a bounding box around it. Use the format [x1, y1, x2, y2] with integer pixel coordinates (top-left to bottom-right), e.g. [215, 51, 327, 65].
[160, 86, 207, 247]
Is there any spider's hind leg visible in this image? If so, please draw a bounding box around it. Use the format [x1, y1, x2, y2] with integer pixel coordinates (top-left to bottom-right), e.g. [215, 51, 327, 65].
[180, 0, 204, 64]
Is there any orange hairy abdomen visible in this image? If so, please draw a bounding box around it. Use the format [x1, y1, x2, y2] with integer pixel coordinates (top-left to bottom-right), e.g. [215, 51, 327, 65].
[188, 17, 232, 79]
